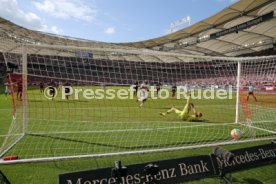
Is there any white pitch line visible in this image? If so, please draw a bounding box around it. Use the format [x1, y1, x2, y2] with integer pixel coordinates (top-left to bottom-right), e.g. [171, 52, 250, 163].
[28, 122, 236, 135]
[239, 120, 276, 124]
[0, 108, 13, 111]
[239, 123, 276, 134]
[27, 118, 237, 125]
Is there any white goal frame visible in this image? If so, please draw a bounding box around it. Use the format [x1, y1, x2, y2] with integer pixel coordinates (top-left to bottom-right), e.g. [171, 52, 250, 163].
[1, 43, 276, 164]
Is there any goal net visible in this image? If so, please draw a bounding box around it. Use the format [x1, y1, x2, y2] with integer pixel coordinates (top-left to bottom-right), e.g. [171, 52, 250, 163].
[0, 40, 276, 163]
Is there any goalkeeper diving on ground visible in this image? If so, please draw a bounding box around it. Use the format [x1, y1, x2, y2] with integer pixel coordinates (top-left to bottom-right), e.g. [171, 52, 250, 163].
[160, 94, 203, 121]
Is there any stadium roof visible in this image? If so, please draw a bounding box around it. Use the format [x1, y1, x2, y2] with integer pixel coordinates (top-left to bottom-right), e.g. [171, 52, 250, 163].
[0, 0, 275, 57]
[123, 0, 276, 56]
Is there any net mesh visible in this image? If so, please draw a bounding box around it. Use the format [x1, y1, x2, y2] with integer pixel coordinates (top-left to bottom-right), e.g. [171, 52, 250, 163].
[0, 40, 276, 162]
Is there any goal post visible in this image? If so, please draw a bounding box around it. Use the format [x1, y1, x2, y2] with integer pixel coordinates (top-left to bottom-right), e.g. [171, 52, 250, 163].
[0, 41, 276, 164]
[22, 45, 28, 135]
[235, 60, 241, 124]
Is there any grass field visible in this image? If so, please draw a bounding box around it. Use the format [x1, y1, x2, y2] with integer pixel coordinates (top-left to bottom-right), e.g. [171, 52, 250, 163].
[0, 86, 275, 183]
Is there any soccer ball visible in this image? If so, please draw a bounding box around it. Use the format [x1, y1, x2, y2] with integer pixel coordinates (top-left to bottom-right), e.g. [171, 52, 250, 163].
[231, 129, 241, 139]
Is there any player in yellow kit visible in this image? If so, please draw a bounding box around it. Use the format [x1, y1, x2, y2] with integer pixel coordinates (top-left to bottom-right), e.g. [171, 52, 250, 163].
[160, 94, 203, 121]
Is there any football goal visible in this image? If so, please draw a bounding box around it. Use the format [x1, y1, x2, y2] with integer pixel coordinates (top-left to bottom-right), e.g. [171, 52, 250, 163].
[0, 37, 276, 164]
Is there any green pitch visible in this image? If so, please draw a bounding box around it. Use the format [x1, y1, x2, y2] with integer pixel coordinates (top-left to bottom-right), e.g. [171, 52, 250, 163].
[1, 86, 238, 159]
[0, 86, 275, 183]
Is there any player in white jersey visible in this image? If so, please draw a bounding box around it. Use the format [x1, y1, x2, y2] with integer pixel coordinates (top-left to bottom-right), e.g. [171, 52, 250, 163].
[137, 80, 149, 107]
[4, 82, 11, 97]
[58, 81, 63, 91]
